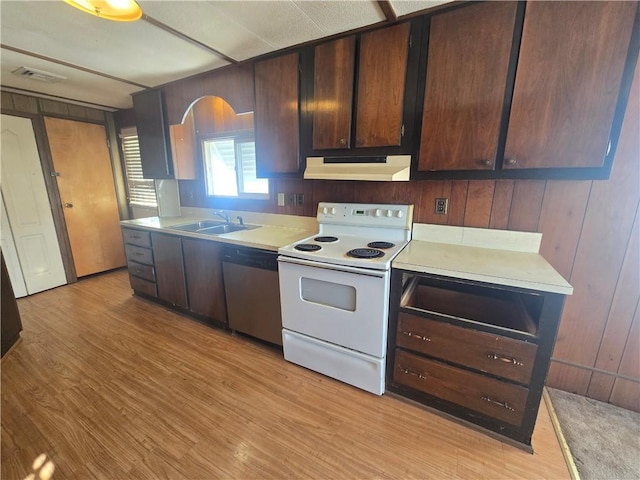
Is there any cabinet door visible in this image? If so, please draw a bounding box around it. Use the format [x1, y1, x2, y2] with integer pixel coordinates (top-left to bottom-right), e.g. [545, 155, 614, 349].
[355, 22, 410, 148]
[312, 36, 356, 150]
[418, 2, 517, 171]
[151, 233, 187, 308]
[182, 238, 226, 324]
[133, 89, 173, 179]
[254, 53, 300, 176]
[504, 1, 637, 169]
[169, 109, 196, 180]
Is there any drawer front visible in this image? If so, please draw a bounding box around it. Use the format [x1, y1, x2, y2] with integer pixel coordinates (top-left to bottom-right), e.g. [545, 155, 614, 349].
[397, 312, 537, 385]
[129, 275, 157, 298]
[393, 349, 527, 426]
[125, 244, 154, 266]
[128, 261, 155, 282]
[122, 228, 151, 248]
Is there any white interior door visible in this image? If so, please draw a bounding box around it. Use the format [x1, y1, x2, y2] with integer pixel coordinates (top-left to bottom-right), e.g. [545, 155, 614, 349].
[1, 193, 27, 298]
[1, 114, 67, 294]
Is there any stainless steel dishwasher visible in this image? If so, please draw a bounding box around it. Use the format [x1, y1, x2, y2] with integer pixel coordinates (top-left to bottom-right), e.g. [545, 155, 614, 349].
[221, 246, 282, 346]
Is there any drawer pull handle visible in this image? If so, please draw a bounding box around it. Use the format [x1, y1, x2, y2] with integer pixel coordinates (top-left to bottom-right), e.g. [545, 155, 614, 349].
[131, 235, 141, 239]
[134, 252, 144, 257]
[402, 331, 431, 342]
[481, 395, 515, 411]
[487, 353, 523, 366]
[399, 366, 429, 380]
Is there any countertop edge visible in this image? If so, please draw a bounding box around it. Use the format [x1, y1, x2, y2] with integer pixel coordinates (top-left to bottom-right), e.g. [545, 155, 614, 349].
[120, 217, 314, 252]
[392, 261, 574, 296]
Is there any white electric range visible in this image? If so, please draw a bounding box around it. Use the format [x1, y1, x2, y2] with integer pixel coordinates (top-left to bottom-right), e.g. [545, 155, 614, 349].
[278, 202, 413, 395]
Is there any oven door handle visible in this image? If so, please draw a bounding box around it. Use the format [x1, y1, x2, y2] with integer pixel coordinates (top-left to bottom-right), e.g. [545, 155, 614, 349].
[277, 256, 388, 278]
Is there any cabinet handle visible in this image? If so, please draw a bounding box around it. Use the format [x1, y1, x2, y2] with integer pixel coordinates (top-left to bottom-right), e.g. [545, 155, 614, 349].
[134, 252, 144, 257]
[401, 330, 431, 342]
[399, 366, 429, 380]
[486, 353, 524, 366]
[131, 234, 141, 239]
[339, 138, 346, 146]
[504, 158, 517, 166]
[480, 159, 492, 166]
[64, 202, 73, 208]
[481, 395, 515, 411]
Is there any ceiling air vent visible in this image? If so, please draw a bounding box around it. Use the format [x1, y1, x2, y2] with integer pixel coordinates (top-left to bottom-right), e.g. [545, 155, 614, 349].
[11, 66, 67, 83]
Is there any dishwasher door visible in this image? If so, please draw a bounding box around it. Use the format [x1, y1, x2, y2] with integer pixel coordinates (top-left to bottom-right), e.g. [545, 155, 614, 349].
[222, 246, 282, 346]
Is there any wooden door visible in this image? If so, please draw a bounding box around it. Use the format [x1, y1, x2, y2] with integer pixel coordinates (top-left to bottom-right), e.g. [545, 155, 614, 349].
[182, 238, 226, 323]
[0, 114, 67, 294]
[312, 36, 356, 150]
[151, 232, 187, 308]
[355, 22, 410, 148]
[254, 52, 300, 176]
[45, 117, 126, 277]
[418, 2, 517, 171]
[504, 1, 637, 169]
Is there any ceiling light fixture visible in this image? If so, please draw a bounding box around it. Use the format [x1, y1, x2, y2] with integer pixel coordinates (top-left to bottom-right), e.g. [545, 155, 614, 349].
[63, 0, 142, 22]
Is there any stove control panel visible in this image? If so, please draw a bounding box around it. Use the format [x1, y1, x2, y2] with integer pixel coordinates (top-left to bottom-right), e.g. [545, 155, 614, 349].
[317, 202, 413, 229]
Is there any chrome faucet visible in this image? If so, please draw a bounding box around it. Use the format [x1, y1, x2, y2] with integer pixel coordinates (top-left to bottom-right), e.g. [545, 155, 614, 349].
[237, 216, 244, 226]
[213, 210, 231, 224]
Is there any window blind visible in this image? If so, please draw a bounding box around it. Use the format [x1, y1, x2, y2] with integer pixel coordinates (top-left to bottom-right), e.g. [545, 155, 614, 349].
[121, 128, 157, 207]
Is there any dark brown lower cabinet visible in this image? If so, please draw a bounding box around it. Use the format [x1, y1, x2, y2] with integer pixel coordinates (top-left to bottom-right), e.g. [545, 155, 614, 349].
[122, 227, 228, 328]
[1, 251, 22, 357]
[182, 238, 226, 325]
[150, 232, 187, 309]
[387, 270, 566, 451]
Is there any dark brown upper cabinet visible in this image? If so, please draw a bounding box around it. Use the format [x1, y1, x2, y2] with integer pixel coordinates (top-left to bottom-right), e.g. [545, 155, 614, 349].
[503, 1, 637, 171]
[133, 88, 174, 179]
[414, 1, 639, 180]
[312, 36, 356, 150]
[254, 52, 300, 177]
[418, 2, 517, 172]
[302, 19, 422, 158]
[355, 22, 410, 148]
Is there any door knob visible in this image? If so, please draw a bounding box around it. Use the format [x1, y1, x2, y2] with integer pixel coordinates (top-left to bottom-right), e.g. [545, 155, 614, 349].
[64, 202, 73, 208]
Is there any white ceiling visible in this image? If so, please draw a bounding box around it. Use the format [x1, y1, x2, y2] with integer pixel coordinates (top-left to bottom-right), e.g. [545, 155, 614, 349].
[0, 0, 451, 110]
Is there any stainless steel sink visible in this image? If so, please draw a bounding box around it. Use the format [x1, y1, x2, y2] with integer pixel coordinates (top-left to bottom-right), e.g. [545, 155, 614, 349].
[168, 221, 259, 235]
[169, 220, 225, 232]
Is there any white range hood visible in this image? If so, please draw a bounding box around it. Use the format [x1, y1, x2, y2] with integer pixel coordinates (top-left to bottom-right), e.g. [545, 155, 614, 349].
[303, 155, 411, 181]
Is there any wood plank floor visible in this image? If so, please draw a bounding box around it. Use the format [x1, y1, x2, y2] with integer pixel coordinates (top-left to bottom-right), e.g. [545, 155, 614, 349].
[2, 269, 570, 479]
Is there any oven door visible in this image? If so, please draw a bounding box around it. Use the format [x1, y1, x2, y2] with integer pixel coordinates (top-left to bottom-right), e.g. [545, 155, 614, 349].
[278, 256, 390, 357]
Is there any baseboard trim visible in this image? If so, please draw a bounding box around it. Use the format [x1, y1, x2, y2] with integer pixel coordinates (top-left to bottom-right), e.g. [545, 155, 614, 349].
[543, 387, 581, 480]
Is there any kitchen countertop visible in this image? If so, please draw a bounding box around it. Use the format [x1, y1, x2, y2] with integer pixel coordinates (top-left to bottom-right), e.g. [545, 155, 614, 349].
[394, 224, 573, 295]
[120, 213, 315, 252]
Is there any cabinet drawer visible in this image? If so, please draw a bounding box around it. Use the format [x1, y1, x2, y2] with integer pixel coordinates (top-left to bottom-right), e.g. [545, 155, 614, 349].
[125, 244, 153, 266]
[127, 261, 155, 282]
[397, 312, 537, 385]
[129, 275, 157, 298]
[393, 349, 527, 426]
[122, 228, 151, 248]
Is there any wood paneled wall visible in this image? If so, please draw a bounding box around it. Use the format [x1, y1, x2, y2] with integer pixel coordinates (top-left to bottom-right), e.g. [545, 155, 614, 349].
[179, 66, 640, 411]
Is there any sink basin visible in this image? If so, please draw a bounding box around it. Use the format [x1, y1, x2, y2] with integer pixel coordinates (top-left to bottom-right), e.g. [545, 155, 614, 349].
[199, 224, 255, 234]
[168, 221, 259, 235]
[169, 220, 224, 232]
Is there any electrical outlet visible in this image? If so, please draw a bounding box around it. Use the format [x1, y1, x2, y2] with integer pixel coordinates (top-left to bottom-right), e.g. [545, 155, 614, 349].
[435, 198, 448, 215]
[287, 194, 296, 206]
[277, 193, 285, 207]
[295, 194, 304, 205]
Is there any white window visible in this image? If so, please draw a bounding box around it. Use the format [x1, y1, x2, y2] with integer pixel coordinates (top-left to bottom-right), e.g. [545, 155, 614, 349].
[120, 127, 157, 208]
[202, 136, 269, 199]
